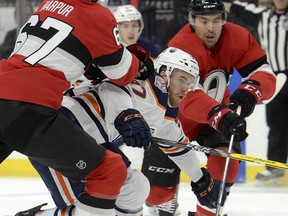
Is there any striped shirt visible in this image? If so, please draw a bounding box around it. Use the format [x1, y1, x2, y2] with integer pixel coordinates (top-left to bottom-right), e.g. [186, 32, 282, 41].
[231, 1, 288, 73]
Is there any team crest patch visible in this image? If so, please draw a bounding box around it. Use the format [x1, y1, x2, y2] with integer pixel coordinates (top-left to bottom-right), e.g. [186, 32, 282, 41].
[154, 76, 167, 93]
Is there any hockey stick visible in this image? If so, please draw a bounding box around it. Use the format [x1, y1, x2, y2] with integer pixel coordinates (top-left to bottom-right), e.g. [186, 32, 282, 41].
[215, 106, 241, 216]
[262, 73, 286, 104]
[151, 137, 288, 170]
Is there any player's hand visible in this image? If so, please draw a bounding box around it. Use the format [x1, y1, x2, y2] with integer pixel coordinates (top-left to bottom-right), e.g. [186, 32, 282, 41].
[191, 168, 226, 209]
[126, 44, 155, 80]
[208, 105, 248, 142]
[84, 63, 105, 83]
[114, 108, 151, 149]
[229, 80, 262, 118]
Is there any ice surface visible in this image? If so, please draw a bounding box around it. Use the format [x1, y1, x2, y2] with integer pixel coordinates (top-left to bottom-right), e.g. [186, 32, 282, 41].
[1, 177, 288, 216]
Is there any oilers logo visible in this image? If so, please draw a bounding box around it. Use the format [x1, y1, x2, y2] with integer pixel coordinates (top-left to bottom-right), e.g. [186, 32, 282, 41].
[168, 47, 178, 53]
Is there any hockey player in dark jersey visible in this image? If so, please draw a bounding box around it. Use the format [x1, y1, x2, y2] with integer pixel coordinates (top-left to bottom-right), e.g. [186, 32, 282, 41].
[163, 0, 276, 215]
[0, 0, 151, 215]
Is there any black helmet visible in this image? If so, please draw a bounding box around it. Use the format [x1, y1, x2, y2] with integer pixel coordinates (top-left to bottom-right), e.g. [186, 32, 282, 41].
[189, 0, 227, 23]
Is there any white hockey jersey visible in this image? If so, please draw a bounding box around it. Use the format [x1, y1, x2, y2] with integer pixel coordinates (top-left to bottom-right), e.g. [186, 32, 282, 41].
[62, 72, 203, 181]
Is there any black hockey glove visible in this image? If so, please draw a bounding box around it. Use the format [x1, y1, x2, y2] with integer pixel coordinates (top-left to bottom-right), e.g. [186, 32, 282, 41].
[126, 44, 155, 80]
[229, 80, 262, 118]
[208, 104, 248, 142]
[114, 108, 151, 149]
[191, 168, 227, 209]
[84, 62, 105, 84]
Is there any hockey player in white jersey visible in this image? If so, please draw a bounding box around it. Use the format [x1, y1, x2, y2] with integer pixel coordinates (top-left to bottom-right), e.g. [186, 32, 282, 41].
[15, 47, 226, 216]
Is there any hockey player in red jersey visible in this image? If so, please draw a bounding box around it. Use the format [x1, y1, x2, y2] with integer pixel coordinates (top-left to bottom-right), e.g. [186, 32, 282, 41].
[167, 0, 276, 215]
[0, 0, 150, 215]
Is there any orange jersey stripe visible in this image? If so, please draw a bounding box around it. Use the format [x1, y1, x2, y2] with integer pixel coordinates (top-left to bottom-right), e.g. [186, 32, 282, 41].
[182, 136, 189, 144]
[55, 171, 75, 205]
[82, 93, 104, 120]
[162, 147, 182, 153]
[164, 116, 175, 121]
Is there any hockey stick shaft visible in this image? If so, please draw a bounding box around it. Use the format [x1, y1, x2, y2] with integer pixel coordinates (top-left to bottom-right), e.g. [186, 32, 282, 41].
[152, 137, 288, 170]
[215, 106, 241, 215]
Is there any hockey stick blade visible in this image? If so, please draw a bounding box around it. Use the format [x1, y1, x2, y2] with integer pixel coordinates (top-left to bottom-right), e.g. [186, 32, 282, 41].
[262, 73, 286, 104]
[152, 137, 288, 170]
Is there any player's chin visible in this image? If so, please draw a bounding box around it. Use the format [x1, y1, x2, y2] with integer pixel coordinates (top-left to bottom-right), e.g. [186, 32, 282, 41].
[173, 99, 182, 108]
[128, 38, 137, 44]
[204, 39, 217, 49]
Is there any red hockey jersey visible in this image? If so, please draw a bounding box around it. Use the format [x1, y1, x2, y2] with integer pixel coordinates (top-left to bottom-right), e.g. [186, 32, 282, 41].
[0, 0, 139, 109]
[168, 22, 276, 140]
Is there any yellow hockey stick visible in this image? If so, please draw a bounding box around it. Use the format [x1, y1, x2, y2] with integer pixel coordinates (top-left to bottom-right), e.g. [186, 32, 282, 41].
[152, 137, 288, 170]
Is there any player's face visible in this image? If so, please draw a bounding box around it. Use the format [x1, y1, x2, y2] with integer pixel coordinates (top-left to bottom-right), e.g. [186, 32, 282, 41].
[168, 69, 194, 107]
[118, 21, 141, 45]
[193, 14, 224, 49]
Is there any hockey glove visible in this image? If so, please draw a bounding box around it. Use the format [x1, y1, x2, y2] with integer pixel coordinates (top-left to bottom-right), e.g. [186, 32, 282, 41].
[208, 104, 248, 142]
[114, 108, 151, 149]
[229, 80, 262, 118]
[126, 44, 155, 80]
[84, 62, 105, 84]
[191, 168, 226, 209]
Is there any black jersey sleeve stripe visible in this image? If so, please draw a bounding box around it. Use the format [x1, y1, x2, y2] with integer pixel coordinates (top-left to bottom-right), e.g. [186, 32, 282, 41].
[92, 47, 124, 67]
[237, 55, 268, 78]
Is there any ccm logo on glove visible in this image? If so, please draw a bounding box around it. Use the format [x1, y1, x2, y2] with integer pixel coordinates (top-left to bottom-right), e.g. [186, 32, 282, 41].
[208, 105, 248, 142]
[229, 80, 262, 118]
[240, 82, 262, 101]
[208, 105, 230, 130]
[115, 108, 151, 149]
[191, 168, 227, 208]
[199, 179, 214, 197]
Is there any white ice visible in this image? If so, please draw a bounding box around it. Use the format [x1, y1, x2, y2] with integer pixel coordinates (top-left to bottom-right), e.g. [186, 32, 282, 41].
[1, 177, 288, 216]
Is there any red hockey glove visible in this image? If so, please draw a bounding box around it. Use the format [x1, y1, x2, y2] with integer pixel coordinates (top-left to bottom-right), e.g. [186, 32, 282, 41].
[126, 44, 155, 80]
[191, 168, 227, 208]
[208, 105, 248, 142]
[229, 80, 262, 118]
[114, 108, 151, 149]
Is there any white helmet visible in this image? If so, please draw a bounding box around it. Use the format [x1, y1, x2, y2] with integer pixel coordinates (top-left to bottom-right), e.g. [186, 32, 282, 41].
[156, 47, 200, 90]
[113, 5, 144, 35]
